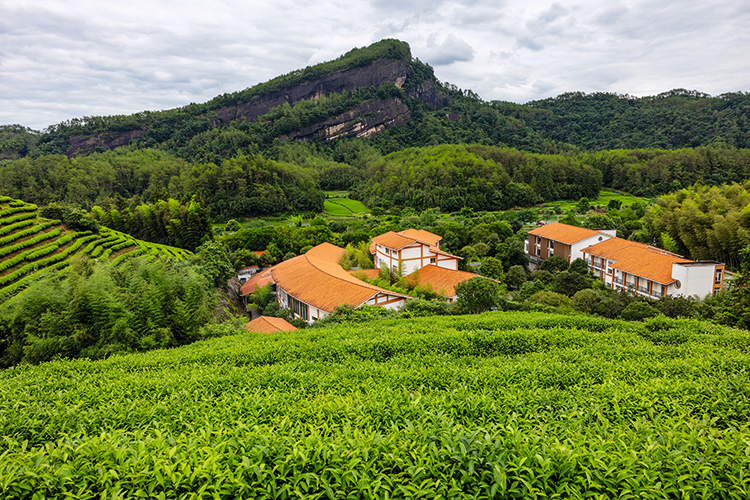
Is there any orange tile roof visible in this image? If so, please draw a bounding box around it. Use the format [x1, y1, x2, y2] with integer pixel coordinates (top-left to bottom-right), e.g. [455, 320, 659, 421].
[240, 269, 275, 295]
[263, 242, 410, 313]
[609, 249, 691, 284]
[371, 231, 418, 250]
[398, 229, 442, 247]
[348, 268, 381, 280]
[528, 222, 603, 245]
[581, 238, 651, 260]
[244, 316, 297, 333]
[405, 265, 484, 298]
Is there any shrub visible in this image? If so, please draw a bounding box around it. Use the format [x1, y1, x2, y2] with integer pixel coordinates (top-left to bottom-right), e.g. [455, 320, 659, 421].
[539, 255, 568, 273]
[620, 301, 660, 322]
[526, 290, 572, 308]
[572, 288, 606, 314]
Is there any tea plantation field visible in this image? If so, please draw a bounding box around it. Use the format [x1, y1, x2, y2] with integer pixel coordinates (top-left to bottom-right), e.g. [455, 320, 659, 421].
[0, 196, 191, 301]
[1, 312, 749, 498]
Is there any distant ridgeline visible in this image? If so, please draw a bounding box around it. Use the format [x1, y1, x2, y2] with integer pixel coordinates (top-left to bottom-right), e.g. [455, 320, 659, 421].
[1, 39, 750, 219]
[0, 39, 447, 160]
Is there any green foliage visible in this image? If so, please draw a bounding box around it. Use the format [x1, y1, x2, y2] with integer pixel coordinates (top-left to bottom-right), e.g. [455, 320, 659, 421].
[192, 240, 233, 287]
[351, 144, 601, 212]
[568, 257, 589, 275]
[0, 311, 749, 497]
[552, 270, 594, 297]
[572, 288, 607, 314]
[581, 213, 617, 229]
[40, 203, 99, 233]
[454, 276, 502, 314]
[0, 256, 214, 367]
[620, 301, 661, 322]
[538, 254, 568, 273]
[648, 181, 750, 267]
[92, 196, 212, 251]
[516, 279, 547, 301]
[478, 256, 504, 281]
[338, 241, 374, 270]
[505, 264, 527, 291]
[526, 290, 572, 308]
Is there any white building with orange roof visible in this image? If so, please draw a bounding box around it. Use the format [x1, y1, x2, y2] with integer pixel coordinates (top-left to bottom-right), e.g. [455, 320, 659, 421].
[371, 228, 460, 275]
[526, 222, 617, 267]
[582, 237, 725, 299]
[241, 242, 409, 323]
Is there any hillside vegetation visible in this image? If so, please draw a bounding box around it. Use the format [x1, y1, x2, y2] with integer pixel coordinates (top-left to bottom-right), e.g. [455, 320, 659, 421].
[0, 312, 748, 497]
[0, 196, 190, 301]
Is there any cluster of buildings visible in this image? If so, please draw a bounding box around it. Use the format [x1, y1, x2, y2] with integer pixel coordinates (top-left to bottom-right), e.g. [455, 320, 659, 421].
[240, 229, 489, 326]
[240, 221, 727, 333]
[526, 222, 725, 299]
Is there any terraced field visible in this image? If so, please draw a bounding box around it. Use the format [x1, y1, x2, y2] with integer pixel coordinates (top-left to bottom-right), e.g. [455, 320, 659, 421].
[0, 312, 749, 497]
[0, 196, 192, 301]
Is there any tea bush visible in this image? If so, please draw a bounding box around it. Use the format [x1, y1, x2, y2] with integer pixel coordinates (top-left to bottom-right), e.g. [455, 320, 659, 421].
[0, 311, 748, 498]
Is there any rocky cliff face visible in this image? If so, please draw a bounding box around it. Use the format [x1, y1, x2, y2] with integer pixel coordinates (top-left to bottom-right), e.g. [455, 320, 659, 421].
[214, 59, 414, 125]
[279, 97, 410, 142]
[66, 130, 146, 156]
[64, 58, 448, 155]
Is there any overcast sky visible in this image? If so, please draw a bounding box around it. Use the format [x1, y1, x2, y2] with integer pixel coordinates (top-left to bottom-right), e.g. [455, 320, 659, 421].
[2, 0, 749, 130]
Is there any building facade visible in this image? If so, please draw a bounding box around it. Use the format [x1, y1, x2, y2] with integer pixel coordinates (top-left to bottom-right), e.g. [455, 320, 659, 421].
[581, 237, 725, 299]
[371, 229, 460, 275]
[525, 222, 616, 267]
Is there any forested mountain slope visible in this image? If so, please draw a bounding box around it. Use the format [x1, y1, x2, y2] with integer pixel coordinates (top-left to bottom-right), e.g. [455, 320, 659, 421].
[3, 40, 749, 163]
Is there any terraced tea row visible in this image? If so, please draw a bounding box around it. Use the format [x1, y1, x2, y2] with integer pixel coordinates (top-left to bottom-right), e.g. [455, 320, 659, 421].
[0, 197, 192, 301]
[0, 312, 748, 498]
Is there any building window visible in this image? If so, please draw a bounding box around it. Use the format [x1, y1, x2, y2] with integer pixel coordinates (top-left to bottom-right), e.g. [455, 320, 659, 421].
[535, 246, 541, 256]
[430, 257, 436, 264]
[715, 269, 723, 285]
[300, 302, 308, 320]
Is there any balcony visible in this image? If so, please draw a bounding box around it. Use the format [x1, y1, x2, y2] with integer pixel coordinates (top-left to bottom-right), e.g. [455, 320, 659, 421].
[652, 289, 664, 298]
[613, 277, 623, 285]
[638, 286, 650, 294]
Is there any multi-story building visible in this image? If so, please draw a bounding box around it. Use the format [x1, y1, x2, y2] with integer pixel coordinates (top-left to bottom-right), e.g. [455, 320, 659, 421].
[525, 222, 616, 267]
[581, 237, 725, 299]
[371, 229, 460, 275]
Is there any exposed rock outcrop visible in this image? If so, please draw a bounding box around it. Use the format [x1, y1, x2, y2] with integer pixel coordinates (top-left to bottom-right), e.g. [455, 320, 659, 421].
[66, 130, 146, 156]
[214, 59, 414, 125]
[279, 97, 410, 142]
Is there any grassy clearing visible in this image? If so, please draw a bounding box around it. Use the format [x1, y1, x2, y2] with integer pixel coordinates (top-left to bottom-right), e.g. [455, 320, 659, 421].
[0, 197, 191, 301]
[324, 199, 354, 216]
[545, 189, 651, 213]
[0, 312, 748, 497]
[333, 197, 371, 214]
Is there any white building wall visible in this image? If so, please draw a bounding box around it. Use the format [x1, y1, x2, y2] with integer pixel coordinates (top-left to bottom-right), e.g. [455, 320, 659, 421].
[672, 263, 715, 298]
[570, 233, 614, 263]
[437, 256, 458, 270]
[400, 245, 423, 275]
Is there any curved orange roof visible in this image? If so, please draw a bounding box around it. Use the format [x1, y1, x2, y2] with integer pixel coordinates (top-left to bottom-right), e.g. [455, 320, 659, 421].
[269, 243, 409, 312]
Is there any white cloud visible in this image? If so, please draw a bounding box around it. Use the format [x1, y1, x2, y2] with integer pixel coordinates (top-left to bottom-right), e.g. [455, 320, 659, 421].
[0, 0, 749, 130]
